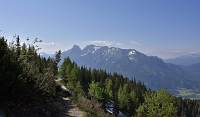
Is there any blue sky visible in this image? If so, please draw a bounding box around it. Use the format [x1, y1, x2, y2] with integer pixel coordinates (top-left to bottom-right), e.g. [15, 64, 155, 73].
[0, 0, 200, 59]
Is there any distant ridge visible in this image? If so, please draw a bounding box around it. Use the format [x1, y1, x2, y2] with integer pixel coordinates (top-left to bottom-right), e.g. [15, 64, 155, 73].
[165, 53, 200, 66]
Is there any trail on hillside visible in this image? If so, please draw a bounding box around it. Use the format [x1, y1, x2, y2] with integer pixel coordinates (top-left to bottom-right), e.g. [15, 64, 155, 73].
[56, 80, 86, 117]
[63, 97, 85, 117]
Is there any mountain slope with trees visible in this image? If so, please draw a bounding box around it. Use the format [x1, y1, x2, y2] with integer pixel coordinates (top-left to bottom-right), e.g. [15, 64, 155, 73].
[59, 57, 200, 117]
[0, 36, 200, 117]
[0, 36, 66, 117]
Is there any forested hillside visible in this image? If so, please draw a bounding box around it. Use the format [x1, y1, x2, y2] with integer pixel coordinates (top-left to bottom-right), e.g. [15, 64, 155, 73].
[0, 36, 65, 117]
[59, 57, 200, 117]
[0, 36, 200, 117]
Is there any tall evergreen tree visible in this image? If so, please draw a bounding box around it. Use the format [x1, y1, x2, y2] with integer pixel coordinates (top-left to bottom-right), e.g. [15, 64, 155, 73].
[105, 79, 113, 99]
[88, 81, 104, 101]
[117, 84, 129, 110]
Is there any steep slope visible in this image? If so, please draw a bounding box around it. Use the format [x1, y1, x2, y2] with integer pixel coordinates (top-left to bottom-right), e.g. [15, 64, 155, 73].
[61, 45, 200, 91]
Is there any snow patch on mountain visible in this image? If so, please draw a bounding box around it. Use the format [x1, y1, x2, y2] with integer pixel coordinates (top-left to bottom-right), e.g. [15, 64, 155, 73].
[106, 47, 120, 56]
[92, 46, 101, 53]
[129, 50, 136, 56]
[128, 50, 137, 61]
[94, 46, 101, 51]
[81, 53, 88, 56]
[81, 45, 102, 56]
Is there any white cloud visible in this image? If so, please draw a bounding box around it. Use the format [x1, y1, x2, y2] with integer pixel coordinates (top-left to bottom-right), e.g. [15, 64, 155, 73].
[38, 42, 55, 46]
[87, 40, 114, 47]
[37, 41, 58, 54]
[83, 40, 123, 47]
[84, 40, 142, 50]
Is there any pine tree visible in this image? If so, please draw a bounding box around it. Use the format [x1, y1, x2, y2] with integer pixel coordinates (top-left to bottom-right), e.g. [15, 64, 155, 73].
[55, 50, 61, 64]
[137, 90, 177, 117]
[105, 79, 113, 99]
[16, 35, 21, 58]
[117, 84, 129, 110]
[88, 81, 104, 101]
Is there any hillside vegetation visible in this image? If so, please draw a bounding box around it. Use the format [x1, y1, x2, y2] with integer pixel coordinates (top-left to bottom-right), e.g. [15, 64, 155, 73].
[0, 36, 200, 117]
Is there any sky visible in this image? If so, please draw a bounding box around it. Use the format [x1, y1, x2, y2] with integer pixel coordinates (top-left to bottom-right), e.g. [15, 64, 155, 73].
[0, 0, 200, 59]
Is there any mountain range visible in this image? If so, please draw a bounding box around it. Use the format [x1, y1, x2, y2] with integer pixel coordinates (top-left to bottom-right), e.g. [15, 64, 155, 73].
[60, 45, 200, 93]
[165, 53, 200, 66]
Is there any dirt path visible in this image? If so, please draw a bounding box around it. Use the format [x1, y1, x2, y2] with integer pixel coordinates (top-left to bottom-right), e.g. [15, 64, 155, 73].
[63, 97, 86, 117]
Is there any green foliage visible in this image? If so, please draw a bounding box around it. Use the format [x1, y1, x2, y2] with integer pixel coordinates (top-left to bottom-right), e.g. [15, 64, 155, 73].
[75, 81, 84, 96]
[105, 79, 113, 99]
[0, 37, 21, 96]
[117, 84, 129, 109]
[137, 90, 177, 117]
[55, 50, 61, 64]
[59, 58, 70, 78]
[88, 81, 105, 101]
[0, 36, 65, 117]
[176, 98, 200, 117]
[59, 58, 84, 96]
